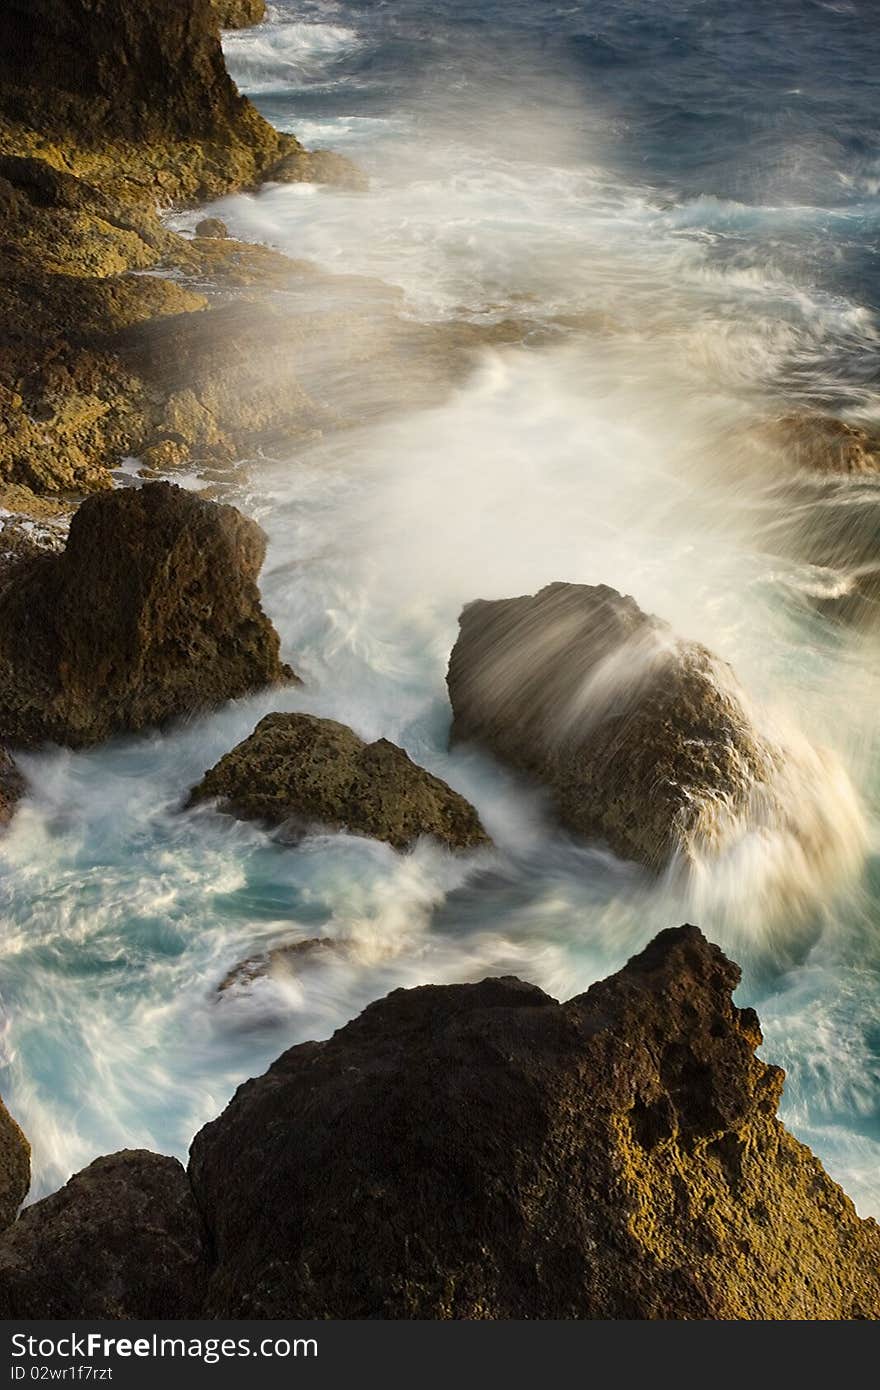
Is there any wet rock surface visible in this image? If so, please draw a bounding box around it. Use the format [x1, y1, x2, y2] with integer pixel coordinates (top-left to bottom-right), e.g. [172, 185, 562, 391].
[188, 711, 490, 851]
[0, 1152, 205, 1318]
[0, 483, 293, 747]
[188, 926, 880, 1319]
[446, 581, 788, 871]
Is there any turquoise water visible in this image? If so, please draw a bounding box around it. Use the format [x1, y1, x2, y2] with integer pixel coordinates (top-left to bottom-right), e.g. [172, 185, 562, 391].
[2, 1, 879, 1213]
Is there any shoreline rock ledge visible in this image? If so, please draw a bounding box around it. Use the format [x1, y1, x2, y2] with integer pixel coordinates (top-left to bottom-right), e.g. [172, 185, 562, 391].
[0, 482, 293, 749]
[1, 926, 877, 1319]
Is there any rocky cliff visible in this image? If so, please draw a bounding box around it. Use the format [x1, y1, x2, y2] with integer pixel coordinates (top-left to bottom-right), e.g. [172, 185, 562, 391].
[1, 927, 877, 1319]
[0, 0, 291, 201]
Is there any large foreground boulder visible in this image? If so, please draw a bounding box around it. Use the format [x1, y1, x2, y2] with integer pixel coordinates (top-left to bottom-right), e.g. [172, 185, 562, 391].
[0, 1152, 205, 1318]
[446, 581, 858, 877]
[187, 711, 490, 851]
[189, 925, 880, 1318]
[0, 1098, 29, 1232]
[0, 483, 292, 747]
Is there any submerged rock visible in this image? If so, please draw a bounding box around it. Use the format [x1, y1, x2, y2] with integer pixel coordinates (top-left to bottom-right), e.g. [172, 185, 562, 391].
[0, 1099, 29, 1232]
[0, 1152, 205, 1318]
[0, 483, 293, 748]
[189, 925, 880, 1319]
[217, 937, 343, 993]
[188, 712, 490, 851]
[0, 749, 25, 828]
[211, 0, 267, 28]
[446, 581, 859, 881]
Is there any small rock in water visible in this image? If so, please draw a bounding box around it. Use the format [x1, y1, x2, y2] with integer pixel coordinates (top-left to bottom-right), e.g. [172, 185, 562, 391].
[188, 711, 491, 852]
[217, 937, 343, 993]
[194, 217, 228, 239]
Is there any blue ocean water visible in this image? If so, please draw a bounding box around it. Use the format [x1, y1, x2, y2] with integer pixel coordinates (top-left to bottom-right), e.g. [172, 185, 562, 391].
[2, 0, 880, 1215]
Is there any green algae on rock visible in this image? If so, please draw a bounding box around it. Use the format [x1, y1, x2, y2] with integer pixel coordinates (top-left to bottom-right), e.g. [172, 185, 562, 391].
[188, 711, 491, 851]
[0, 483, 294, 748]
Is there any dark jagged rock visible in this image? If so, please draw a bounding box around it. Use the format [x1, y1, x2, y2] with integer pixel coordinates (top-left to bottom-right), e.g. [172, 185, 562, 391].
[188, 926, 880, 1319]
[0, 1099, 29, 1232]
[187, 711, 490, 851]
[211, 0, 267, 28]
[446, 581, 850, 875]
[0, 1152, 205, 1318]
[0, 483, 293, 748]
[0, 749, 25, 828]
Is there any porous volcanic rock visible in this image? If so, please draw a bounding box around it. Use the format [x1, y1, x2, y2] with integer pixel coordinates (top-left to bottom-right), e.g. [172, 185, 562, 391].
[187, 711, 490, 850]
[0, 483, 293, 747]
[0, 749, 25, 828]
[188, 925, 880, 1319]
[446, 581, 847, 874]
[211, 0, 267, 28]
[0, 1099, 29, 1232]
[0, 1152, 205, 1318]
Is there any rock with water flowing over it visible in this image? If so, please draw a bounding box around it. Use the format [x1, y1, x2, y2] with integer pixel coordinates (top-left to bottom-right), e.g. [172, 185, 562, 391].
[0, 1099, 29, 1233]
[187, 712, 491, 851]
[0, 1152, 205, 1318]
[188, 925, 880, 1319]
[211, 0, 266, 29]
[766, 413, 880, 475]
[0, 483, 294, 748]
[445, 581, 853, 876]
